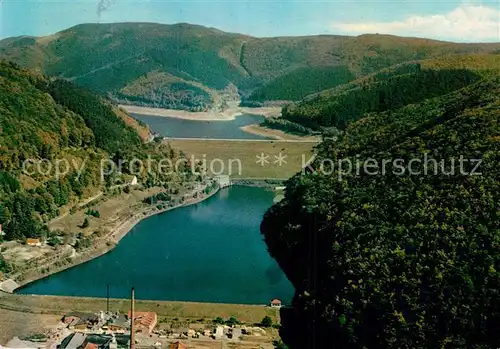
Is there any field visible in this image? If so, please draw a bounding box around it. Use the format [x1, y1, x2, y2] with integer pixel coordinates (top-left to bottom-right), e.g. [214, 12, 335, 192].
[167, 139, 319, 179]
[0, 308, 61, 345]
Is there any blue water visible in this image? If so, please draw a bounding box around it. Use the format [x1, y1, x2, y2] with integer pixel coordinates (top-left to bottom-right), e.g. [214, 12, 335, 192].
[132, 113, 270, 139]
[18, 186, 294, 305]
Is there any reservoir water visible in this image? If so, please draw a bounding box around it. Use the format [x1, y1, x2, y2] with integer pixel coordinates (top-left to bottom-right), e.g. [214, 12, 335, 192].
[18, 186, 294, 305]
[131, 113, 269, 139]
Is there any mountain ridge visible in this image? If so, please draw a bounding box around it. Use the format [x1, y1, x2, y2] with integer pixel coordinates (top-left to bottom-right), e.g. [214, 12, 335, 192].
[1, 22, 499, 110]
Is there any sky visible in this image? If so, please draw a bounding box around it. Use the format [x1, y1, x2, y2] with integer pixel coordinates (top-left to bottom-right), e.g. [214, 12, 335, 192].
[0, 0, 499, 42]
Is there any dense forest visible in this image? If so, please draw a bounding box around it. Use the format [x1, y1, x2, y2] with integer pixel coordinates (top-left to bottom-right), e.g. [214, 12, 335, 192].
[0, 61, 191, 242]
[261, 78, 500, 348]
[1, 23, 500, 108]
[112, 82, 213, 112]
[243, 66, 356, 102]
[280, 66, 482, 129]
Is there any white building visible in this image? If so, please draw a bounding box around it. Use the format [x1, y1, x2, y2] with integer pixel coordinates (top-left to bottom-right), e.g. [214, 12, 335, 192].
[215, 175, 231, 188]
[215, 326, 224, 338]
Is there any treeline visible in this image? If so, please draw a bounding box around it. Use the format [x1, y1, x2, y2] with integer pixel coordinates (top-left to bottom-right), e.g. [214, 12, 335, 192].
[245, 66, 355, 102]
[45, 79, 142, 154]
[281, 67, 482, 129]
[261, 117, 316, 136]
[261, 78, 500, 348]
[111, 82, 213, 112]
[143, 192, 171, 204]
[0, 61, 193, 242]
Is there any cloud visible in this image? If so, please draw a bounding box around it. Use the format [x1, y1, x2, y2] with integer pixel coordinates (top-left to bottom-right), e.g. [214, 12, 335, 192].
[331, 4, 500, 42]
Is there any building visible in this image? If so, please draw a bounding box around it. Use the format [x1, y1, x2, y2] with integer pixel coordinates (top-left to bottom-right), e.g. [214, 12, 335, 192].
[58, 333, 87, 349]
[130, 176, 138, 186]
[214, 326, 224, 338]
[215, 175, 231, 188]
[270, 299, 282, 308]
[26, 238, 42, 247]
[62, 312, 99, 331]
[169, 341, 188, 349]
[128, 311, 157, 334]
[105, 313, 130, 333]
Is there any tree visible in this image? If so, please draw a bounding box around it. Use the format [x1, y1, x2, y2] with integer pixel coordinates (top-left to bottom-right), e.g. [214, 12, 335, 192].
[261, 78, 500, 348]
[225, 317, 240, 327]
[0, 254, 12, 274]
[273, 340, 289, 349]
[260, 316, 273, 328]
[81, 218, 90, 228]
[213, 317, 225, 325]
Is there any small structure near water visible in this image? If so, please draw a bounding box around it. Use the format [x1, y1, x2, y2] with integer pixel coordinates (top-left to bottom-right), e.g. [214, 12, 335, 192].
[215, 175, 231, 188]
[270, 298, 283, 308]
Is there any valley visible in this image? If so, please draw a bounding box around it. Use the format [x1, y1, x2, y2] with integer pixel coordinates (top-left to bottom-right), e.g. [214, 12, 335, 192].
[0, 13, 499, 349]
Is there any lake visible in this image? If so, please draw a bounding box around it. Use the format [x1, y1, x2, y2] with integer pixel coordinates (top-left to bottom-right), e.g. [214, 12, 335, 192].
[18, 186, 294, 305]
[131, 113, 269, 139]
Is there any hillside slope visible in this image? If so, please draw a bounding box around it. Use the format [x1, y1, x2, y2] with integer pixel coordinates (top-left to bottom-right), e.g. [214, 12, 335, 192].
[261, 78, 500, 348]
[275, 54, 500, 131]
[1, 23, 499, 108]
[0, 61, 188, 243]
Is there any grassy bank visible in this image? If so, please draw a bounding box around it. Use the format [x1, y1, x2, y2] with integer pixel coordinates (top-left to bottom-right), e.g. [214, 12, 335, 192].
[167, 139, 318, 179]
[0, 292, 280, 325]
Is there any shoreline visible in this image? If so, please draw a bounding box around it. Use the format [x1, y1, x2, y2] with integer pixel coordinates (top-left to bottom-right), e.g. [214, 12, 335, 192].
[119, 104, 281, 121]
[240, 124, 322, 141]
[11, 185, 222, 292]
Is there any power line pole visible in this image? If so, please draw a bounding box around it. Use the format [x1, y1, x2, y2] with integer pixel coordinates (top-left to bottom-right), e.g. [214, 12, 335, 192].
[130, 287, 135, 349]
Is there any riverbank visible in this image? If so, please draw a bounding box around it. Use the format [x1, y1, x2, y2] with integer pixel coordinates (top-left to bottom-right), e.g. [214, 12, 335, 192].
[119, 104, 281, 121]
[240, 124, 322, 141]
[9, 184, 221, 291]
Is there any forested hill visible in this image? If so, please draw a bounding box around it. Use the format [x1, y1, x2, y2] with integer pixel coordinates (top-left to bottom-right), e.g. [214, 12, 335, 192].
[1, 23, 500, 108]
[0, 61, 188, 242]
[275, 54, 500, 131]
[261, 78, 500, 348]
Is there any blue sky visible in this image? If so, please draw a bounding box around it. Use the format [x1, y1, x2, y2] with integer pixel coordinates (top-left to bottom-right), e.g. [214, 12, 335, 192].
[1, 0, 499, 42]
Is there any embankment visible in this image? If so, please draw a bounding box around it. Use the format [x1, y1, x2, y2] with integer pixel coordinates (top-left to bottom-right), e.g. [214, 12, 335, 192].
[0, 292, 280, 325]
[10, 186, 221, 291]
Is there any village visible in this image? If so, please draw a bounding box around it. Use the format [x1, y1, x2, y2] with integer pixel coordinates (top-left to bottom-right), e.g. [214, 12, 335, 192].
[1, 288, 284, 349]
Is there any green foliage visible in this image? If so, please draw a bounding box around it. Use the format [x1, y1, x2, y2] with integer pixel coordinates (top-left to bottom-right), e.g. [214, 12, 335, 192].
[0, 61, 186, 242]
[0, 254, 12, 274]
[46, 236, 61, 246]
[246, 66, 355, 102]
[45, 79, 142, 154]
[74, 234, 93, 251]
[262, 116, 316, 136]
[260, 316, 273, 328]
[80, 217, 89, 228]
[282, 68, 482, 129]
[261, 78, 500, 348]
[113, 82, 212, 111]
[225, 317, 241, 326]
[2, 23, 499, 108]
[143, 192, 171, 205]
[273, 340, 289, 349]
[85, 209, 100, 218]
[213, 317, 225, 325]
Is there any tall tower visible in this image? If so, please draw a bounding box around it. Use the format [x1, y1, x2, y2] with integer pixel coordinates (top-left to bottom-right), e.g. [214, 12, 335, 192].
[130, 287, 135, 349]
